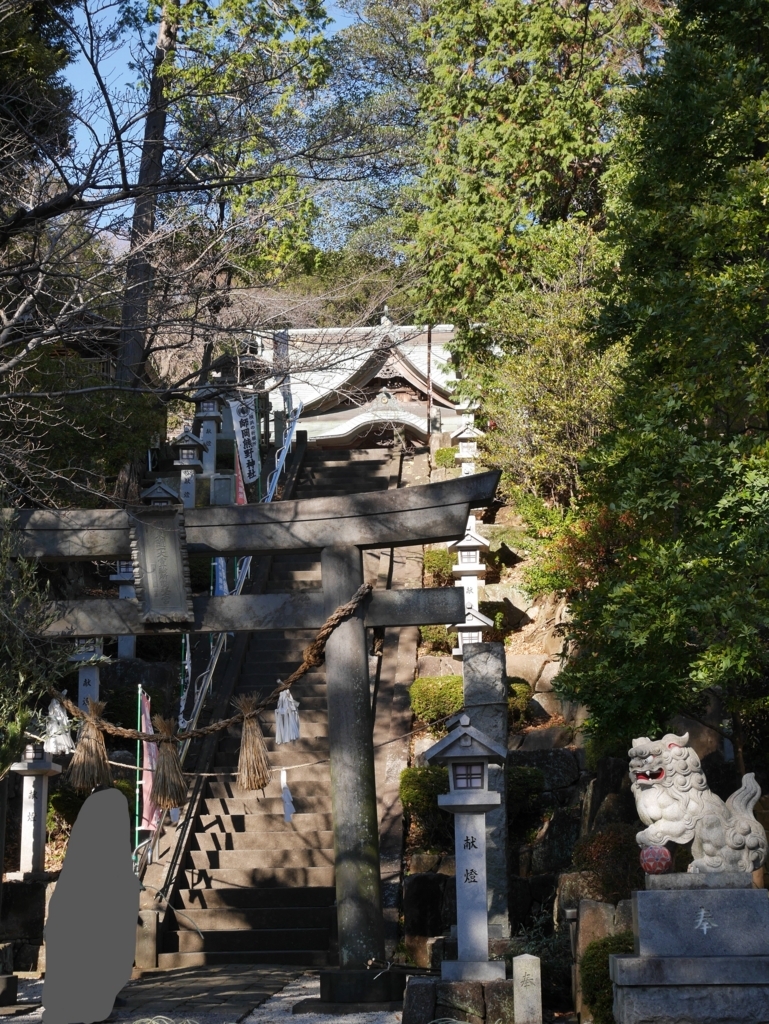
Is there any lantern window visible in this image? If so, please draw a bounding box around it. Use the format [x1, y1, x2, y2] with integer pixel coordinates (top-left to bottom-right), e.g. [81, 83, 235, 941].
[179, 448, 197, 461]
[459, 550, 477, 563]
[453, 763, 484, 789]
[463, 631, 482, 645]
[200, 400, 218, 414]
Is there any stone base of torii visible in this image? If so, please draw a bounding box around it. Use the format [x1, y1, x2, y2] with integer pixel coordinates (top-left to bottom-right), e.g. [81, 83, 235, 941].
[7, 471, 500, 999]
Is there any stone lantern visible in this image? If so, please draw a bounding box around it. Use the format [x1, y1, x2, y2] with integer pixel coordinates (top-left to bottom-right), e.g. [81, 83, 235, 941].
[110, 560, 136, 659]
[11, 744, 61, 877]
[449, 515, 492, 657]
[424, 714, 507, 981]
[70, 638, 103, 711]
[191, 385, 223, 475]
[451, 424, 485, 476]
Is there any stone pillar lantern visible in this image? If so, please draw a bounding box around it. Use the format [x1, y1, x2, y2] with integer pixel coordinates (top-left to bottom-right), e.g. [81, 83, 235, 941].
[451, 424, 485, 476]
[424, 714, 507, 981]
[11, 745, 61, 877]
[449, 515, 492, 658]
[191, 385, 223, 476]
[70, 638, 103, 711]
[110, 560, 136, 659]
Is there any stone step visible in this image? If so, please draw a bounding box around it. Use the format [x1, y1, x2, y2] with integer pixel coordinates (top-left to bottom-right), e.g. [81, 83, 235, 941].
[205, 778, 331, 801]
[300, 461, 393, 474]
[202, 796, 330, 816]
[216, 737, 329, 756]
[303, 448, 392, 462]
[213, 748, 328, 769]
[196, 812, 334, 834]
[156, 949, 335, 968]
[265, 581, 323, 593]
[194, 830, 335, 852]
[166, 928, 330, 954]
[188, 847, 335, 870]
[183, 865, 335, 888]
[176, 885, 336, 909]
[170, 905, 334, 931]
[205, 771, 330, 796]
[269, 569, 323, 581]
[237, 666, 326, 682]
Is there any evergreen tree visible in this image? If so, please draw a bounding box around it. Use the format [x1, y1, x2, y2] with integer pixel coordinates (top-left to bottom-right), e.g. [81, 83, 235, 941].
[556, 0, 769, 774]
[410, 0, 660, 326]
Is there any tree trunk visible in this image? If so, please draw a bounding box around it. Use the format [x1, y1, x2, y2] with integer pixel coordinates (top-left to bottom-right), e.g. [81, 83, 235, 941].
[117, 11, 178, 385]
[0, 775, 8, 917]
[732, 708, 747, 777]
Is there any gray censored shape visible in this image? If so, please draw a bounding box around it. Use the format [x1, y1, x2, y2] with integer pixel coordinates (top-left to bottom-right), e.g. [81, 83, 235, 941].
[43, 788, 141, 1024]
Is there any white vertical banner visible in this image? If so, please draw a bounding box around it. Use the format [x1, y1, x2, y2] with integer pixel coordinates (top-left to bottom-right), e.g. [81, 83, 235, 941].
[229, 398, 260, 484]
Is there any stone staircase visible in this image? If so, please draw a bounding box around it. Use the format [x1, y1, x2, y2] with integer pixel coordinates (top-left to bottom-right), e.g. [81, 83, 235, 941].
[157, 447, 400, 968]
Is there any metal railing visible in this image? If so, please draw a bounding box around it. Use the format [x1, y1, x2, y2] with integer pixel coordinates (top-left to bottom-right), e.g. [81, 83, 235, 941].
[138, 403, 305, 884]
[265, 402, 303, 502]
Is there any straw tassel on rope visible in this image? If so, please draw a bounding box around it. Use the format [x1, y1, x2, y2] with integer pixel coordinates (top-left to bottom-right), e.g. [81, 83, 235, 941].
[150, 716, 188, 810]
[233, 694, 271, 792]
[65, 699, 112, 792]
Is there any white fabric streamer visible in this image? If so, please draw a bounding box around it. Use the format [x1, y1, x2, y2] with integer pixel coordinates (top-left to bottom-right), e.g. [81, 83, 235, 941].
[44, 698, 75, 754]
[274, 688, 300, 745]
[281, 769, 295, 823]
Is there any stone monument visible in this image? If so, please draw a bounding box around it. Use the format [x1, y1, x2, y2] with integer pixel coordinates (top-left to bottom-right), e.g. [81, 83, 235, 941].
[610, 732, 769, 1024]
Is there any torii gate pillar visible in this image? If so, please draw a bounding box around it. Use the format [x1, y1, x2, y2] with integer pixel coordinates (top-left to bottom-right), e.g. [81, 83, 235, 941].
[322, 545, 385, 967]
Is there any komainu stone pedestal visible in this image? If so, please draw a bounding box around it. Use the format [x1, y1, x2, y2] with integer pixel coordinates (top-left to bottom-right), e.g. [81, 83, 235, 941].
[610, 873, 769, 1024]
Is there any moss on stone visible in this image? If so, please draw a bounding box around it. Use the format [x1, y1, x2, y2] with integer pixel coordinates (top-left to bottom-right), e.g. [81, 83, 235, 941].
[580, 930, 634, 1024]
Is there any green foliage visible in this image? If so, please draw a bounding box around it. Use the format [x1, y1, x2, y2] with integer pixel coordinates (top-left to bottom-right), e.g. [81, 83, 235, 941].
[409, 675, 463, 731]
[48, 784, 87, 831]
[573, 824, 644, 903]
[434, 447, 458, 468]
[506, 764, 545, 821]
[418, 624, 457, 653]
[423, 548, 454, 585]
[0, 510, 72, 777]
[410, 0, 660, 326]
[580, 931, 635, 1024]
[507, 907, 573, 1010]
[0, 0, 76, 165]
[508, 680, 533, 731]
[471, 224, 627, 504]
[555, 0, 769, 757]
[399, 765, 452, 850]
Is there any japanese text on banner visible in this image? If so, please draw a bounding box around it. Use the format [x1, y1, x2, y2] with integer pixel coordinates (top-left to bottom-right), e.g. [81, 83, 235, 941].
[229, 398, 260, 484]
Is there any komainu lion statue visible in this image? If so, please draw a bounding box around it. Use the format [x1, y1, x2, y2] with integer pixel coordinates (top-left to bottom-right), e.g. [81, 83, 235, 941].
[629, 732, 767, 873]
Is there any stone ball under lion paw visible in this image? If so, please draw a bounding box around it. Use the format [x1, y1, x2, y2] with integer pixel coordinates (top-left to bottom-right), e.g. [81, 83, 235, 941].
[640, 845, 673, 874]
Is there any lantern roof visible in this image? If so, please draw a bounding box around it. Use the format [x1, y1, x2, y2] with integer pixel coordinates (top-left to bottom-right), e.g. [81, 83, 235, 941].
[190, 383, 224, 403]
[170, 429, 206, 451]
[450, 607, 494, 631]
[424, 715, 507, 766]
[140, 480, 181, 505]
[451, 424, 485, 442]
[448, 515, 489, 552]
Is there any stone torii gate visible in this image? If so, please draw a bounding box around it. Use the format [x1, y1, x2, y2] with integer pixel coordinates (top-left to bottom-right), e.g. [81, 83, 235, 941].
[7, 471, 499, 977]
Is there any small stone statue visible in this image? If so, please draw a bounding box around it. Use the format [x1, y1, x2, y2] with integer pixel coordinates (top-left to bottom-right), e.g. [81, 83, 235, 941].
[629, 732, 767, 873]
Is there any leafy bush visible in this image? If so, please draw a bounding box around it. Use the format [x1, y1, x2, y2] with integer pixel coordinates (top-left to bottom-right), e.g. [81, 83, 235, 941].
[423, 548, 455, 586]
[507, 907, 572, 1010]
[573, 823, 644, 902]
[399, 765, 452, 850]
[506, 764, 545, 822]
[580, 931, 634, 1024]
[419, 625, 458, 653]
[508, 679, 533, 729]
[409, 675, 463, 732]
[434, 446, 458, 468]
